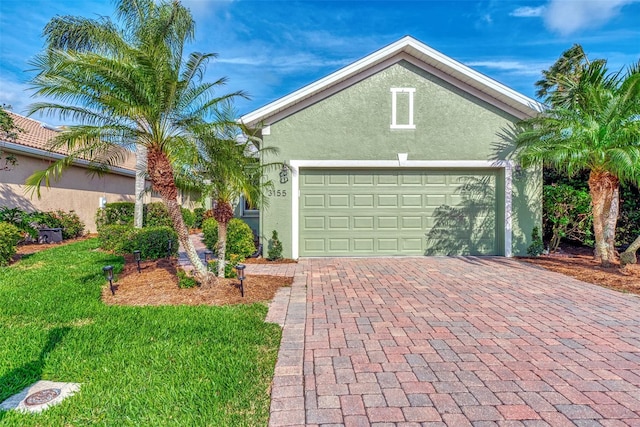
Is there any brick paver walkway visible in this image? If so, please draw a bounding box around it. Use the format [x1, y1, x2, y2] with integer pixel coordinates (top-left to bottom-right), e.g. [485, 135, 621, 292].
[267, 257, 640, 426]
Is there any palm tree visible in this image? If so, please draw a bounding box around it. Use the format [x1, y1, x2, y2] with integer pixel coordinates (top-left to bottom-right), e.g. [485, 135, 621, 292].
[516, 61, 640, 266]
[26, 0, 244, 283]
[175, 109, 277, 277]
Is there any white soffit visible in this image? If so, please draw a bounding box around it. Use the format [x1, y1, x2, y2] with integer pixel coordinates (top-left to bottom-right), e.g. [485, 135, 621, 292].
[241, 36, 544, 127]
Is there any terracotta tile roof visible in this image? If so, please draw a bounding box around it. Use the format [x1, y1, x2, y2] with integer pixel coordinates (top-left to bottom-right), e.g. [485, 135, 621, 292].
[3, 111, 136, 171]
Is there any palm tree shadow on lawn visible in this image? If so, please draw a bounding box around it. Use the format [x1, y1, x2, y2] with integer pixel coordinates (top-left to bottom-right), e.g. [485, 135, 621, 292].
[0, 326, 70, 418]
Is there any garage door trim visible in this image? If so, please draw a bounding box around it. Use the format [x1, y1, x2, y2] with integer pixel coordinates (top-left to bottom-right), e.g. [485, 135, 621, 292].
[290, 159, 514, 258]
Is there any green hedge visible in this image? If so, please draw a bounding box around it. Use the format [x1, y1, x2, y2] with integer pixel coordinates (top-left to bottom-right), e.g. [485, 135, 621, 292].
[202, 218, 255, 259]
[144, 202, 172, 227]
[96, 202, 135, 229]
[0, 222, 21, 266]
[98, 225, 134, 252]
[193, 207, 206, 229]
[181, 207, 195, 229]
[123, 227, 179, 260]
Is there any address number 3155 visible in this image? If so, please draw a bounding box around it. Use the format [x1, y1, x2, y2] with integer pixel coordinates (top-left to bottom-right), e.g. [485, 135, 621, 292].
[267, 189, 287, 197]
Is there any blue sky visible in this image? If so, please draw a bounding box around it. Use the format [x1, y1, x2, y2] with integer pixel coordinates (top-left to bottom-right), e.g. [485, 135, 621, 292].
[1, 0, 639, 126]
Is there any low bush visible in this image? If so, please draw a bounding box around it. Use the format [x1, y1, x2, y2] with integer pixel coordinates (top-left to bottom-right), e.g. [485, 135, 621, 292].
[267, 230, 283, 260]
[193, 207, 206, 229]
[122, 226, 179, 260]
[177, 269, 198, 288]
[202, 218, 219, 251]
[0, 222, 21, 266]
[527, 226, 544, 257]
[96, 202, 135, 229]
[98, 224, 134, 252]
[52, 210, 85, 239]
[181, 207, 195, 229]
[144, 202, 172, 227]
[0, 207, 37, 239]
[202, 218, 255, 259]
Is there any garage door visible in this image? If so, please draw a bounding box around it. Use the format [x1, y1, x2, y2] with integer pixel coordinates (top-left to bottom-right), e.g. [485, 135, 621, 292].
[299, 169, 501, 256]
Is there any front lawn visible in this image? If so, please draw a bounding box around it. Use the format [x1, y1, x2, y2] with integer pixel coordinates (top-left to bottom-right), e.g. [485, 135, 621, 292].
[0, 239, 281, 426]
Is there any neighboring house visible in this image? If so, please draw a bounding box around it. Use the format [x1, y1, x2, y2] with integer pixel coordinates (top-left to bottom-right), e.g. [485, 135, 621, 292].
[0, 111, 196, 233]
[241, 36, 543, 258]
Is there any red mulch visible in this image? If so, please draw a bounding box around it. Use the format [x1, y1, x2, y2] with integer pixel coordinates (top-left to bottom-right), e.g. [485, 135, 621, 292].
[102, 255, 293, 306]
[519, 245, 640, 296]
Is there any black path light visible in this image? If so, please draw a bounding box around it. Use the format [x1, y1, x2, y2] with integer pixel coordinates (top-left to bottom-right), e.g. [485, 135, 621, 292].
[235, 264, 246, 297]
[103, 265, 115, 295]
[204, 250, 213, 266]
[133, 250, 141, 273]
[167, 239, 173, 258]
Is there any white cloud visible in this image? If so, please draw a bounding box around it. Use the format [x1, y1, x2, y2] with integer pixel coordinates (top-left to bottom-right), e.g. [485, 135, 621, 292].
[510, 6, 545, 17]
[181, 0, 235, 19]
[543, 0, 638, 36]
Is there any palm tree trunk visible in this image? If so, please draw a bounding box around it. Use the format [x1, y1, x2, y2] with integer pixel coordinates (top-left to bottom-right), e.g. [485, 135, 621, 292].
[589, 171, 619, 267]
[604, 186, 619, 261]
[217, 221, 228, 277]
[620, 235, 640, 266]
[134, 144, 147, 228]
[147, 147, 214, 285]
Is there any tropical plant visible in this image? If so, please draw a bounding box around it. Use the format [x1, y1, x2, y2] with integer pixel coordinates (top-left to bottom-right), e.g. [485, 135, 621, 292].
[516, 59, 640, 266]
[0, 222, 21, 266]
[543, 184, 593, 252]
[26, 0, 244, 283]
[526, 227, 544, 257]
[267, 230, 283, 261]
[174, 105, 276, 277]
[0, 105, 22, 171]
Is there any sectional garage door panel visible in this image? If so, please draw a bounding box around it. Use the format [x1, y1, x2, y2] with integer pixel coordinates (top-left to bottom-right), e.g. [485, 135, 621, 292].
[299, 169, 500, 256]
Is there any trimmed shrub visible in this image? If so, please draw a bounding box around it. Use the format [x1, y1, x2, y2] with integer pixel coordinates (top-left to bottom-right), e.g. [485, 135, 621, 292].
[193, 207, 206, 229]
[99, 224, 134, 252]
[226, 219, 256, 259]
[202, 218, 255, 259]
[202, 218, 219, 251]
[177, 269, 198, 288]
[181, 207, 196, 229]
[52, 210, 85, 239]
[527, 226, 544, 257]
[144, 202, 172, 227]
[0, 222, 21, 266]
[267, 230, 283, 260]
[0, 207, 37, 239]
[96, 202, 135, 229]
[122, 226, 179, 260]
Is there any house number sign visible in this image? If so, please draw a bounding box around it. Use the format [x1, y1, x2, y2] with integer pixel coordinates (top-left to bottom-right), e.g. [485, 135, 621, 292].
[267, 189, 287, 197]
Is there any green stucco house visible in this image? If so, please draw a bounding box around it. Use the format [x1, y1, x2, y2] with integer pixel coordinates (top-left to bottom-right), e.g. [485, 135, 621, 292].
[241, 36, 542, 259]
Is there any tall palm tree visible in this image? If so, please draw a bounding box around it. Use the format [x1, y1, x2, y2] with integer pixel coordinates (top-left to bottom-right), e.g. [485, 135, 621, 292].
[516, 61, 640, 266]
[176, 109, 278, 277]
[26, 0, 244, 283]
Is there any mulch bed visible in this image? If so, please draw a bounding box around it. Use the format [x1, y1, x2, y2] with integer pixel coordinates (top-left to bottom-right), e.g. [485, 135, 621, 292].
[519, 245, 640, 296]
[102, 254, 293, 306]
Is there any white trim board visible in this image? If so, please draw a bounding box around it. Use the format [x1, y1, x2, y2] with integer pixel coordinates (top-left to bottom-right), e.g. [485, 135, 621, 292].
[290, 159, 514, 259]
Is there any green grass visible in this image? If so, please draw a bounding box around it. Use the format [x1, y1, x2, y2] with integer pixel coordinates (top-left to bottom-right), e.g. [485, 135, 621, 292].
[0, 239, 281, 426]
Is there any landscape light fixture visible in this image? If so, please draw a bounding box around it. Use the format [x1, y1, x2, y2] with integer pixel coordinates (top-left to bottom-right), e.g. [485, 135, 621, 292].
[204, 250, 213, 264]
[167, 239, 173, 258]
[133, 250, 141, 273]
[103, 265, 115, 295]
[235, 264, 246, 297]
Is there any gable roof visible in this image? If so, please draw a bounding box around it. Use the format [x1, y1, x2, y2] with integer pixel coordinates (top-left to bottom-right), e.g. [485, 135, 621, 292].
[241, 36, 543, 127]
[2, 111, 136, 174]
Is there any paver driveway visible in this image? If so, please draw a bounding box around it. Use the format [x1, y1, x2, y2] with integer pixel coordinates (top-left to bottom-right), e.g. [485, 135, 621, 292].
[267, 257, 640, 426]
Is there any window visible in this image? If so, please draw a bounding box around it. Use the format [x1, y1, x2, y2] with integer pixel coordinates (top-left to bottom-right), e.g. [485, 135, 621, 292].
[390, 88, 416, 129]
[240, 195, 259, 217]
